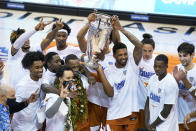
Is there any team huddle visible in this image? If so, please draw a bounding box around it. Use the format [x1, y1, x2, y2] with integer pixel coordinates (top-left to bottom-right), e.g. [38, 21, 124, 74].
[0, 13, 196, 131]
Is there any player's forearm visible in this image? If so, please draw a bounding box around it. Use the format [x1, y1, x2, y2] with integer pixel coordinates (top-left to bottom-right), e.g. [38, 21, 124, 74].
[190, 110, 196, 118]
[41, 84, 60, 95]
[144, 98, 150, 127]
[97, 68, 114, 97]
[112, 28, 120, 43]
[41, 28, 58, 50]
[119, 27, 143, 49]
[150, 117, 163, 129]
[13, 29, 37, 49]
[182, 78, 192, 90]
[7, 98, 28, 114]
[151, 104, 173, 128]
[182, 78, 196, 98]
[11, 29, 37, 56]
[77, 23, 89, 53]
[45, 97, 63, 118]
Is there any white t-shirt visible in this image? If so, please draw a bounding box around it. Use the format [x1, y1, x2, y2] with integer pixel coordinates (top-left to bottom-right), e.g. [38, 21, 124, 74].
[105, 52, 139, 120]
[44, 74, 88, 131]
[138, 55, 155, 110]
[80, 74, 89, 90]
[8, 29, 41, 89]
[42, 69, 56, 85]
[11, 75, 42, 131]
[45, 93, 68, 131]
[86, 52, 115, 107]
[177, 64, 196, 124]
[46, 45, 82, 60]
[148, 73, 179, 131]
[8, 45, 41, 90]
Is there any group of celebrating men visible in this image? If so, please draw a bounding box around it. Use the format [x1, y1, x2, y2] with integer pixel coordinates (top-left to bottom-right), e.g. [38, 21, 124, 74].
[0, 13, 196, 131]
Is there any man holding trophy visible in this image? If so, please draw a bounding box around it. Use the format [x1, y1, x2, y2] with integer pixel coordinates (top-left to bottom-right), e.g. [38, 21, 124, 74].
[77, 12, 120, 130]
[95, 16, 143, 131]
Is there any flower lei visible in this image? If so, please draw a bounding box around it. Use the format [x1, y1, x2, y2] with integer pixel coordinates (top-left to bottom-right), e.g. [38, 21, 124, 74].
[54, 71, 88, 131]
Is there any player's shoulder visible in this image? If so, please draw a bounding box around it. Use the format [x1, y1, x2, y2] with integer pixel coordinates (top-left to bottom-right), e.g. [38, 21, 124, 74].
[46, 46, 57, 53]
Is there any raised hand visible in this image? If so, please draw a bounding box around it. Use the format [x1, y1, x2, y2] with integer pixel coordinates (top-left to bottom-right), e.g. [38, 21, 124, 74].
[88, 13, 96, 23]
[27, 88, 39, 104]
[111, 15, 122, 30]
[87, 75, 96, 86]
[35, 18, 52, 31]
[94, 50, 105, 61]
[173, 66, 187, 82]
[55, 18, 64, 30]
[60, 85, 69, 99]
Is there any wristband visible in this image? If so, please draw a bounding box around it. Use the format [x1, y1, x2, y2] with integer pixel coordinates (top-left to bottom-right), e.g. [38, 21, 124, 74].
[83, 56, 89, 63]
[188, 86, 196, 93]
[158, 113, 166, 121]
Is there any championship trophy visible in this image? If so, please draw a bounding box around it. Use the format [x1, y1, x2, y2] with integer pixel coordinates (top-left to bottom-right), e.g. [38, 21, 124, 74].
[85, 11, 113, 68]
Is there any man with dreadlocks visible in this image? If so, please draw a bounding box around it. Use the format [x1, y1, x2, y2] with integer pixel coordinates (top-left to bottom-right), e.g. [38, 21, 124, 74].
[8, 18, 63, 90]
[42, 52, 62, 85]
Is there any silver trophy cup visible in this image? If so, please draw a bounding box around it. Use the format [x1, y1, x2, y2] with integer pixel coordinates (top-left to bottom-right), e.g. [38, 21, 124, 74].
[85, 13, 113, 69]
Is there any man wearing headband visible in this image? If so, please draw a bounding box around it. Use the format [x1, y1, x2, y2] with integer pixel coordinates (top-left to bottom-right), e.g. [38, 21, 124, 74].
[46, 22, 83, 60]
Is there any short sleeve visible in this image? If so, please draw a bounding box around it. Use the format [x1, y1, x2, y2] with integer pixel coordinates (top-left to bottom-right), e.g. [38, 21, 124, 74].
[164, 81, 178, 104]
[15, 83, 26, 102]
[81, 75, 89, 89]
[147, 79, 151, 97]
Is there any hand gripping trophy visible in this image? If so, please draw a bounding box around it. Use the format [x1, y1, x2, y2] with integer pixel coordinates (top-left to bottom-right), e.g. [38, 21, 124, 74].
[85, 11, 113, 68]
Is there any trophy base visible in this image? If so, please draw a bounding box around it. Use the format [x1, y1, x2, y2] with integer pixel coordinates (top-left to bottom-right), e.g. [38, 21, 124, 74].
[84, 61, 98, 69]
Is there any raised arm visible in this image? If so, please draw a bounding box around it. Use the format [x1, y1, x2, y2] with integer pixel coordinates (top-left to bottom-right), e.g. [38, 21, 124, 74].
[41, 84, 60, 95]
[45, 85, 68, 118]
[11, 18, 51, 56]
[77, 13, 121, 53]
[96, 65, 114, 97]
[40, 19, 63, 51]
[111, 16, 143, 65]
[77, 13, 96, 53]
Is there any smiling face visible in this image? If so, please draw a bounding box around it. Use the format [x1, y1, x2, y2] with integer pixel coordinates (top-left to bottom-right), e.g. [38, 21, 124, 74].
[178, 52, 194, 67]
[29, 60, 44, 81]
[113, 48, 128, 68]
